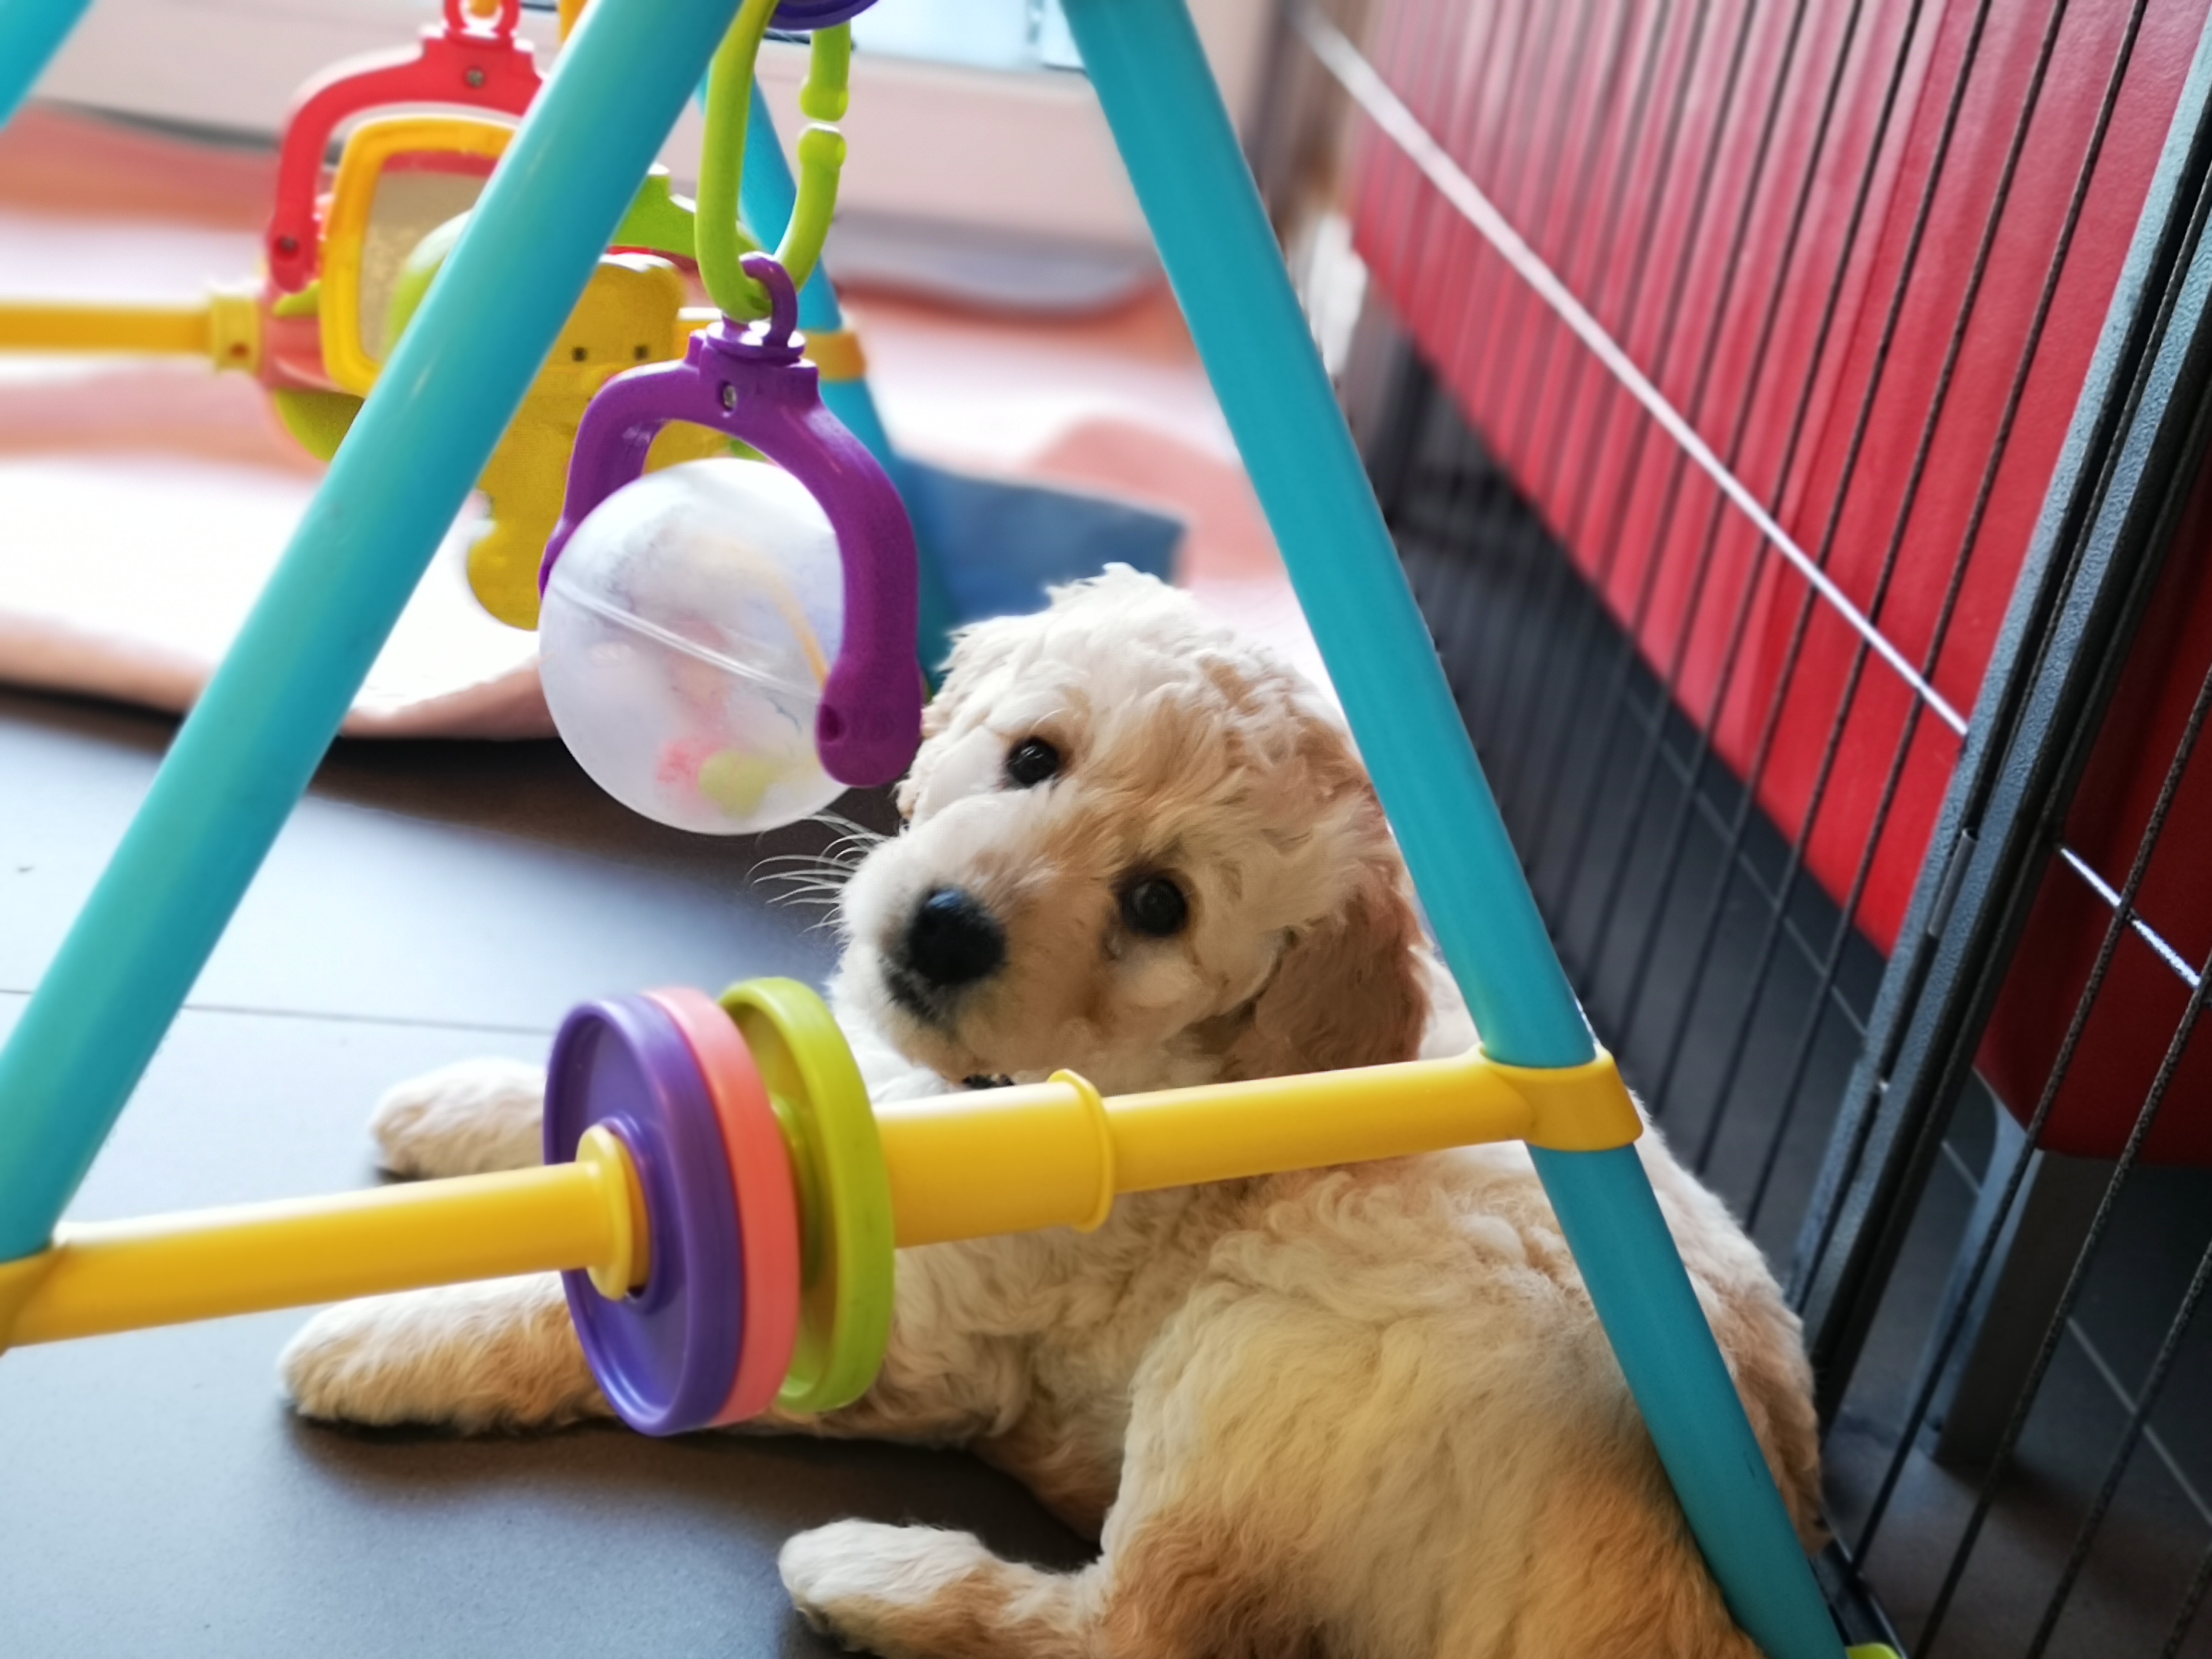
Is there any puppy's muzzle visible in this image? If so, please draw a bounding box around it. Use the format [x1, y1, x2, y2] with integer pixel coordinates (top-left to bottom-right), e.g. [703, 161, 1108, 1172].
[892, 887, 1005, 1014]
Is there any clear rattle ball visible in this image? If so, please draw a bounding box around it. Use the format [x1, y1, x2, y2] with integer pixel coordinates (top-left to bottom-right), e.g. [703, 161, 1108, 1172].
[539, 457, 847, 835]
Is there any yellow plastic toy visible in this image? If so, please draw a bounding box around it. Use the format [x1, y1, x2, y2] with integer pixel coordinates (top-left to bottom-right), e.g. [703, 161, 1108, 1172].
[0, 979, 1644, 1435]
[0, 110, 717, 630]
[466, 264, 731, 628]
[386, 218, 733, 626]
[0, 0, 853, 634]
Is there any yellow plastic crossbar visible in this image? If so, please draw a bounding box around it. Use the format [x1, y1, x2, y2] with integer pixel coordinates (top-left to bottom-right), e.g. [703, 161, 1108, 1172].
[0, 288, 260, 370]
[0, 1045, 1635, 1350]
[877, 1047, 1639, 1248]
[1, 1126, 645, 1351]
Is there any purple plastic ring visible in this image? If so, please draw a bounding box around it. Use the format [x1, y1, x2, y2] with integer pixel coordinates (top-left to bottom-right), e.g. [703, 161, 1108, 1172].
[545, 995, 743, 1436]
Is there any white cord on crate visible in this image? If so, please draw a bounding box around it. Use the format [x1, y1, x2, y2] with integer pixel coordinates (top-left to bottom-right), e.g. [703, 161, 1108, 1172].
[1298, 4, 1971, 739]
[2056, 845, 2204, 990]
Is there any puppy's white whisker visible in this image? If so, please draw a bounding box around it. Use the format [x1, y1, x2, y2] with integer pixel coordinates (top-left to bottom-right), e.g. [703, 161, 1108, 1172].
[764, 886, 850, 911]
[751, 856, 859, 881]
[752, 862, 860, 894]
[803, 811, 886, 854]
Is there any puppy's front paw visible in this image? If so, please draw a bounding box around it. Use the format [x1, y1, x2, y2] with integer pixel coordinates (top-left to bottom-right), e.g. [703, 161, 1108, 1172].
[372, 1058, 546, 1178]
[280, 1275, 603, 1432]
[780, 1521, 998, 1657]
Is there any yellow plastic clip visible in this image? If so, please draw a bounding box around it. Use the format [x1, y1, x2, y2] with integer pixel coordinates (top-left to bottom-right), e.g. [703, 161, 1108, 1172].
[206, 283, 261, 375]
[803, 327, 867, 383]
[1486, 1047, 1642, 1152]
[0, 1248, 60, 1357]
[1048, 1069, 1118, 1232]
[576, 1124, 651, 1298]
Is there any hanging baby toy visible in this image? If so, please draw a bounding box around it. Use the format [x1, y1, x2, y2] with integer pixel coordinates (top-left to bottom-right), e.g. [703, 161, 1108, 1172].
[536, 0, 922, 834]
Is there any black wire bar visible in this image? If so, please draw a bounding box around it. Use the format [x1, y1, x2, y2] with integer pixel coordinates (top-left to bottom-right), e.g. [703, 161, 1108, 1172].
[1387, 0, 1537, 712]
[1557, 0, 1885, 1045]
[1329, 3, 2212, 1653]
[1926, 1135, 2212, 1538]
[1423, 1, 1574, 706]
[1789, 8, 2212, 1426]
[1916, 931, 2212, 1654]
[1681, 0, 2150, 1227]
[2167, 1535, 2212, 1658]
[1619, 0, 2097, 1185]
[2025, 1224, 2212, 1657]
[1304, 4, 1969, 730]
[1537, 0, 1843, 983]
[1398, 445, 1888, 1247]
[1510, 0, 1930, 936]
[1465, 0, 1767, 784]
[1617, 0, 2033, 1156]
[1524, 0, 1822, 995]
[1465, 0, 1647, 802]
[1728, 0, 2154, 1227]
[1301, 3, 1929, 1141]
[1454, 0, 1619, 737]
[1415, 0, 1696, 851]
[1442, 0, 1729, 740]
[1504, 0, 1738, 885]
[1389, 409, 1880, 1077]
[1848, 655, 2212, 1575]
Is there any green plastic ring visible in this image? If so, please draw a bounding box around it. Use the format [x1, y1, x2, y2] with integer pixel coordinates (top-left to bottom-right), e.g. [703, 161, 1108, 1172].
[719, 978, 893, 1413]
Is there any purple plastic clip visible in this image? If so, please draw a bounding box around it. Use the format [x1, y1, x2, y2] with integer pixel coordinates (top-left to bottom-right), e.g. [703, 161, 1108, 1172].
[769, 1, 881, 23]
[541, 253, 922, 789]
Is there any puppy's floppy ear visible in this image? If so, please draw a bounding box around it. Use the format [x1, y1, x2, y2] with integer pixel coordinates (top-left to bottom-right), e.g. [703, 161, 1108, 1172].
[1219, 808, 1430, 1080]
[899, 614, 1030, 820]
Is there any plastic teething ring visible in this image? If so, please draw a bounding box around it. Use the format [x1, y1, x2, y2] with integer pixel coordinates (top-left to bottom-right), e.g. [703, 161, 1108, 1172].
[645, 987, 802, 1423]
[719, 979, 893, 1413]
[545, 996, 744, 1435]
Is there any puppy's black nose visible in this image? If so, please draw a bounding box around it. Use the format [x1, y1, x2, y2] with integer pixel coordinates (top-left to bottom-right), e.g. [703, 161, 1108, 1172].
[903, 887, 1005, 988]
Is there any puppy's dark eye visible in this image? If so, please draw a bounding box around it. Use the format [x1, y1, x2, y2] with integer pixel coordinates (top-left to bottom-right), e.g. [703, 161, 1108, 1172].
[1121, 875, 1188, 938]
[1005, 737, 1061, 788]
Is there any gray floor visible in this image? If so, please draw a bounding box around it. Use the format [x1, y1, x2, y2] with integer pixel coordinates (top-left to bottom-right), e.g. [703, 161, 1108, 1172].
[0, 688, 1088, 1658]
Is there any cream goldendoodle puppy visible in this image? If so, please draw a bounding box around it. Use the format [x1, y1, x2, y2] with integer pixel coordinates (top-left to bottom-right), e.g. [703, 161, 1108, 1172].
[281, 568, 1820, 1658]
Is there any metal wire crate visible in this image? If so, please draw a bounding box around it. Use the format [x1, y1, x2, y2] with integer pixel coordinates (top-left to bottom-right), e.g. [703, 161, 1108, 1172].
[1270, 0, 2212, 1652]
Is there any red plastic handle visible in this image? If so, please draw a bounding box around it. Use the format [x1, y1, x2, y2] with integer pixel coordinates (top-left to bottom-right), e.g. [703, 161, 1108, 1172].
[264, 0, 543, 293]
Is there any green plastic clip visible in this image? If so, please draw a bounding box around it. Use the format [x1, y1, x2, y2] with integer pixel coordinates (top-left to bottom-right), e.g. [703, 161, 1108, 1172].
[697, 0, 849, 320]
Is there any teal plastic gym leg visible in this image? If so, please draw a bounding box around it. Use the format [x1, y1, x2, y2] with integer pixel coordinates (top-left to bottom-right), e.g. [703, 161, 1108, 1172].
[0, 0, 743, 1261]
[739, 76, 960, 674]
[1060, 2, 1845, 1655]
[0, 0, 96, 133]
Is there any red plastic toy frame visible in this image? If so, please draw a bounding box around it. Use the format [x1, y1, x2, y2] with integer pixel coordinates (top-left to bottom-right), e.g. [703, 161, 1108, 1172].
[265, 0, 545, 293]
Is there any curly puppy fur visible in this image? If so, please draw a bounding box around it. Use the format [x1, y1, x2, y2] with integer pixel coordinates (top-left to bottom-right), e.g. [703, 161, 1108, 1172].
[282, 568, 1822, 1658]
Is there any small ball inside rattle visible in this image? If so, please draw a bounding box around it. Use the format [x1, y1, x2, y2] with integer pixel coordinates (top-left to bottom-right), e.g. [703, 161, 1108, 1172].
[540, 457, 848, 835]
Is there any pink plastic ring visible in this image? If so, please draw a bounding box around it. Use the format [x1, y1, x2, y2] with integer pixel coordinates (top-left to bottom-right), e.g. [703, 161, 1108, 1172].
[646, 987, 803, 1423]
